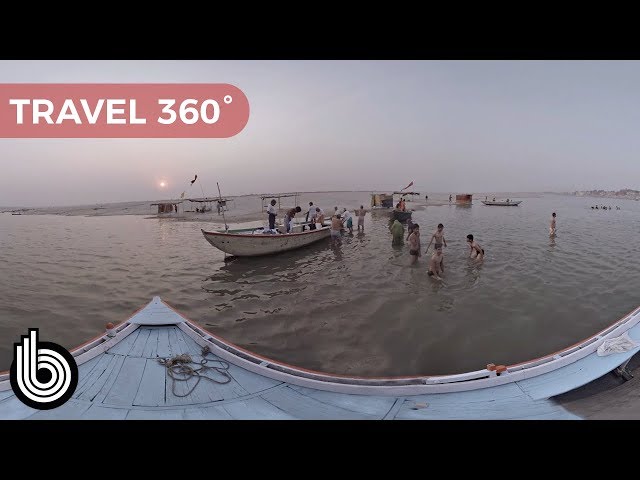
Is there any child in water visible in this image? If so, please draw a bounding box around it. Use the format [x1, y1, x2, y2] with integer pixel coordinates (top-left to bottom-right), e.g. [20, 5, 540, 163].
[428, 246, 444, 280]
[466, 234, 484, 261]
[427, 223, 447, 252]
[408, 224, 421, 264]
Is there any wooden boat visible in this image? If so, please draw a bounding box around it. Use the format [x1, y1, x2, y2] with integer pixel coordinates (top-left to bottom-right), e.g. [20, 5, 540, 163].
[201, 224, 331, 257]
[481, 200, 522, 206]
[391, 209, 412, 222]
[1, 296, 638, 419]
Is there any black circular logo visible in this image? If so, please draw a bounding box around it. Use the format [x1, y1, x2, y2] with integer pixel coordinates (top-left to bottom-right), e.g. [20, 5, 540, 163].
[10, 329, 79, 410]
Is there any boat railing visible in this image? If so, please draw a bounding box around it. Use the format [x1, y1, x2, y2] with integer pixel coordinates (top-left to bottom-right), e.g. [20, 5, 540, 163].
[177, 302, 640, 389]
[506, 305, 640, 371]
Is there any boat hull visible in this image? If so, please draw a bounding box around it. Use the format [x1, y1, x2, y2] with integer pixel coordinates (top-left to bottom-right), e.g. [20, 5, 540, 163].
[481, 201, 522, 206]
[201, 226, 331, 256]
[391, 210, 412, 222]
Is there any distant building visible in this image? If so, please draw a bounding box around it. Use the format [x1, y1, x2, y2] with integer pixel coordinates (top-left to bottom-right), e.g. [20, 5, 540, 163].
[456, 194, 473, 204]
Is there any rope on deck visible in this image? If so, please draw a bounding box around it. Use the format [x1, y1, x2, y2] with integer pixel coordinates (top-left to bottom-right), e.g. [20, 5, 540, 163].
[159, 345, 232, 397]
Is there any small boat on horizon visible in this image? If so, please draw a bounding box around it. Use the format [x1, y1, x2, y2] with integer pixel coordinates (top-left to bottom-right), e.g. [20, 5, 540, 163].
[481, 200, 522, 206]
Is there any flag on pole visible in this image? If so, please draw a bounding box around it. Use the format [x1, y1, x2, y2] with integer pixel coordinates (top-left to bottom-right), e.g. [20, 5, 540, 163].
[401, 181, 414, 191]
[190, 174, 198, 186]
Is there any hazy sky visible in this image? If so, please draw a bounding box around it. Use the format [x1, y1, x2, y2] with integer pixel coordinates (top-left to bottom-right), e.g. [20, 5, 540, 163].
[0, 60, 639, 206]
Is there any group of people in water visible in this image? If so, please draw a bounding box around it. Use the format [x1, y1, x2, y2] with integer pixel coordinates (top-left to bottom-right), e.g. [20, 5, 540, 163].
[389, 219, 484, 280]
[329, 205, 367, 243]
[390, 210, 558, 279]
[267, 198, 562, 282]
[591, 205, 620, 210]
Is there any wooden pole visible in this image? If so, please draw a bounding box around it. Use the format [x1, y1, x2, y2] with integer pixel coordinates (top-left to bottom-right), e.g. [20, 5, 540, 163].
[217, 182, 228, 232]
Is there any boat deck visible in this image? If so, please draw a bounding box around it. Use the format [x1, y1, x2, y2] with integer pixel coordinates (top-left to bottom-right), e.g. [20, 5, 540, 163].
[1, 297, 638, 420]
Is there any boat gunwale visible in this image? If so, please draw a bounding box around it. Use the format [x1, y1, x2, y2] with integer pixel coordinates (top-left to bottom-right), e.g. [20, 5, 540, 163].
[172, 301, 640, 391]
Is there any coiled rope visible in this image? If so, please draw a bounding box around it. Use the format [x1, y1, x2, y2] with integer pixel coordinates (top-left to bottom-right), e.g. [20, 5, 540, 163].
[158, 345, 232, 397]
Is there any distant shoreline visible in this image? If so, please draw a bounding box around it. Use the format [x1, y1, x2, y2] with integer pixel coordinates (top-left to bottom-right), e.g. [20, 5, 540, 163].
[0, 190, 553, 211]
[562, 193, 640, 202]
[0, 190, 551, 223]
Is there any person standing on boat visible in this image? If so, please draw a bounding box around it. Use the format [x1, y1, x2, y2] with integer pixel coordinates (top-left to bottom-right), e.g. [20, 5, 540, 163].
[267, 199, 278, 231]
[449, 194, 452, 203]
[315, 207, 325, 229]
[356, 205, 366, 232]
[549, 212, 557, 237]
[427, 223, 447, 253]
[284, 206, 302, 233]
[305, 202, 316, 231]
[466, 234, 484, 261]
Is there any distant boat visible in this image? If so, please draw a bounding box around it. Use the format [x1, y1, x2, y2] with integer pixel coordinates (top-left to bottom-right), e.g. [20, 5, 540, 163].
[482, 200, 522, 206]
[201, 224, 331, 257]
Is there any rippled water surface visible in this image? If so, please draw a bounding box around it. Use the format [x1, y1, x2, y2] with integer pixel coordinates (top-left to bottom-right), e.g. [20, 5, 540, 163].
[1, 193, 639, 376]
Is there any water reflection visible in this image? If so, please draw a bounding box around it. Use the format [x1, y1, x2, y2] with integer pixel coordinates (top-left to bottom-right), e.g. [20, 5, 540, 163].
[330, 242, 343, 261]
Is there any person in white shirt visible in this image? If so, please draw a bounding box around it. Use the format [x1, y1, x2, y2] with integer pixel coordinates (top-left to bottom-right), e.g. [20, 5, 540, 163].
[356, 205, 366, 232]
[267, 199, 277, 230]
[314, 207, 325, 229]
[342, 208, 353, 234]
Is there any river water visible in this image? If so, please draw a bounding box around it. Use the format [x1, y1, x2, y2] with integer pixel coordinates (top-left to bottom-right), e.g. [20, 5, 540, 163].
[1, 192, 638, 376]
